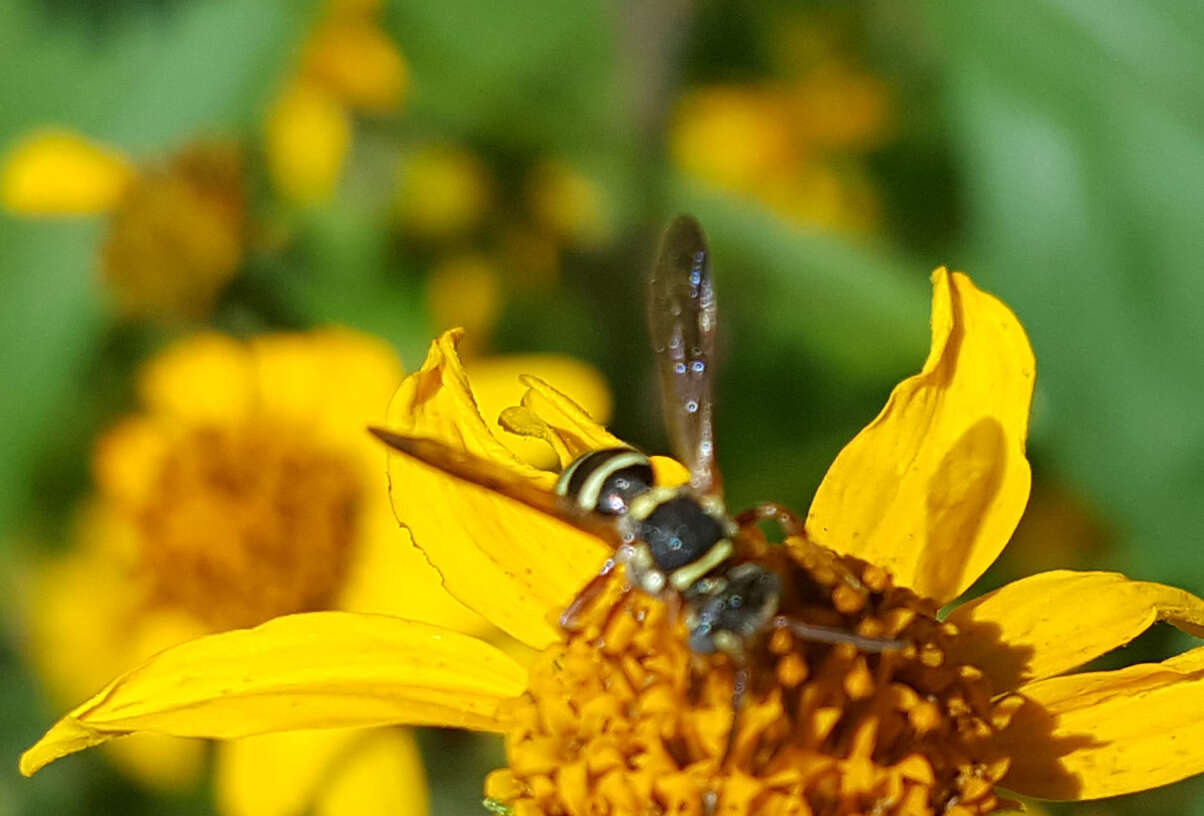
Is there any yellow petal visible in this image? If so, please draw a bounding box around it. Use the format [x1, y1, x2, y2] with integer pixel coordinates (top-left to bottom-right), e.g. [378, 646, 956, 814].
[20, 534, 209, 789]
[91, 417, 171, 507]
[338, 497, 491, 635]
[302, 17, 408, 113]
[138, 332, 255, 425]
[651, 456, 691, 488]
[385, 330, 610, 648]
[314, 729, 428, 816]
[515, 374, 622, 463]
[946, 570, 1204, 691]
[20, 612, 526, 776]
[805, 269, 1035, 603]
[249, 328, 402, 451]
[265, 79, 351, 204]
[104, 733, 205, 792]
[468, 356, 614, 469]
[1, 128, 133, 215]
[216, 728, 362, 816]
[996, 645, 1204, 800]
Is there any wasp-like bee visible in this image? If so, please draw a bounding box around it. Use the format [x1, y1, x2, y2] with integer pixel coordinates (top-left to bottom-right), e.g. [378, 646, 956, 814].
[370, 216, 900, 669]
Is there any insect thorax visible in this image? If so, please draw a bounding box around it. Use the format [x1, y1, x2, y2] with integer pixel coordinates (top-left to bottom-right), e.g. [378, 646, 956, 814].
[618, 486, 736, 597]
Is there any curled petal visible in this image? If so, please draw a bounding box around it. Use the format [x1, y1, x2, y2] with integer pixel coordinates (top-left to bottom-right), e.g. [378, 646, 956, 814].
[468, 355, 613, 468]
[997, 646, 1204, 800]
[513, 374, 623, 464]
[19, 612, 526, 776]
[806, 269, 1035, 603]
[384, 331, 610, 648]
[947, 570, 1204, 691]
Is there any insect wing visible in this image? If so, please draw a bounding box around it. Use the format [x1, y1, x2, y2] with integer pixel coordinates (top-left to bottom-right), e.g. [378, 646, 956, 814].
[648, 214, 721, 496]
[368, 427, 626, 549]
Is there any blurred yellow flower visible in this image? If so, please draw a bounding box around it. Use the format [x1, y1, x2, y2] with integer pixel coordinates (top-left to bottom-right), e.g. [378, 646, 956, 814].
[26, 273, 1204, 812]
[1, 133, 246, 321]
[396, 143, 492, 240]
[525, 159, 612, 249]
[427, 252, 503, 349]
[265, 0, 407, 204]
[670, 63, 890, 233]
[266, 81, 353, 205]
[17, 327, 611, 815]
[0, 129, 134, 215]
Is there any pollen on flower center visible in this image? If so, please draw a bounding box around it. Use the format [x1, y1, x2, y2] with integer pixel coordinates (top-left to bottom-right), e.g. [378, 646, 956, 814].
[101, 141, 245, 321]
[486, 540, 1018, 816]
[136, 422, 361, 630]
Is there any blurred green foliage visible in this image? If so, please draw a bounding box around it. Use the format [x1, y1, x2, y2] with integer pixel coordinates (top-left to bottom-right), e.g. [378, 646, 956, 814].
[2, 0, 1204, 813]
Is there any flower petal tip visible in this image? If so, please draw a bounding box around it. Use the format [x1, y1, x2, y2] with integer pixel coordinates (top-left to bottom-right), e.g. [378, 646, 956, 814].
[20, 716, 118, 777]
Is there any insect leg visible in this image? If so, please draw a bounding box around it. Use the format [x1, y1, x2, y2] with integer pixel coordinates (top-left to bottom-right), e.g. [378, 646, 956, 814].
[771, 615, 906, 653]
[559, 557, 618, 631]
[735, 501, 805, 537]
[738, 502, 871, 595]
[721, 661, 750, 768]
[597, 582, 636, 645]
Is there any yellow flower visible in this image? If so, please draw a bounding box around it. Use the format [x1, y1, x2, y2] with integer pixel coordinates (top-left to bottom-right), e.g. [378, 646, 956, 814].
[22, 273, 1204, 813]
[524, 159, 612, 249]
[265, 0, 407, 204]
[17, 327, 610, 815]
[669, 64, 890, 234]
[395, 143, 493, 240]
[1, 132, 246, 321]
[426, 253, 504, 346]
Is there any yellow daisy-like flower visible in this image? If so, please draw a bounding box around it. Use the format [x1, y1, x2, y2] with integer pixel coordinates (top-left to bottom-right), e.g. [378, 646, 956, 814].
[17, 327, 610, 816]
[0, 132, 246, 321]
[670, 63, 889, 234]
[265, 0, 407, 204]
[22, 273, 1204, 814]
[395, 143, 493, 241]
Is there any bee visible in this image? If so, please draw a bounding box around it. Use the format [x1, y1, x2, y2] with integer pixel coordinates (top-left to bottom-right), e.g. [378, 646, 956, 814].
[369, 215, 900, 682]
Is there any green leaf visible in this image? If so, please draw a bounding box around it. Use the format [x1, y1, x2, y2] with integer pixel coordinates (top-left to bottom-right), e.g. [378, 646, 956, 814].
[390, 0, 625, 154]
[280, 201, 431, 368]
[0, 0, 315, 151]
[674, 178, 930, 384]
[925, 0, 1204, 584]
[0, 217, 104, 538]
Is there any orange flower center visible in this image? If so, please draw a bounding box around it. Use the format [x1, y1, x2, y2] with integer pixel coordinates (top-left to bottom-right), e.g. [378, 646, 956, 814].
[136, 423, 360, 630]
[486, 538, 1020, 816]
[102, 141, 245, 321]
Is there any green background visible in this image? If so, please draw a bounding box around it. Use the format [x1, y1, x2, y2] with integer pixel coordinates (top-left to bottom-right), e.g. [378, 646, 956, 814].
[2, 0, 1203, 813]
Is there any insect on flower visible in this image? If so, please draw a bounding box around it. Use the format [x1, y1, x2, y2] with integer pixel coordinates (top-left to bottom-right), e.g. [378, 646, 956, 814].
[369, 216, 904, 736]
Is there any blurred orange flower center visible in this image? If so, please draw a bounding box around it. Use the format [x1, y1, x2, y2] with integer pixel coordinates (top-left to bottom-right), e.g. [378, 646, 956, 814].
[136, 422, 361, 630]
[102, 142, 245, 321]
[486, 539, 1020, 816]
